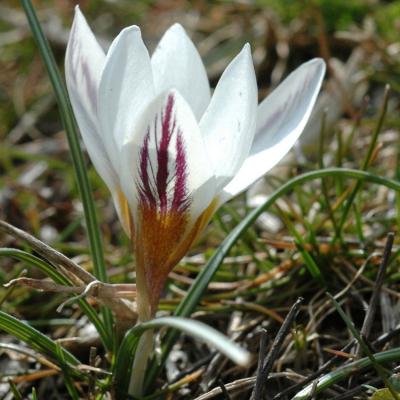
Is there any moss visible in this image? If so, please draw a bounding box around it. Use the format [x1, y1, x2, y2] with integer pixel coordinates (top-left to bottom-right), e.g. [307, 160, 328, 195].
[256, 0, 370, 32]
[375, 2, 400, 41]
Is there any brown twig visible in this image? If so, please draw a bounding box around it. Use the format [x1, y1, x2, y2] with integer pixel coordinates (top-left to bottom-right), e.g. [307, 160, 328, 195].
[194, 372, 304, 400]
[4, 277, 136, 300]
[273, 340, 355, 399]
[256, 297, 303, 399]
[169, 353, 216, 385]
[359, 233, 394, 343]
[374, 323, 400, 347]
[348, 232, 395, 380]
[0, 219, 137, 323]
[217, 379, 231, 400]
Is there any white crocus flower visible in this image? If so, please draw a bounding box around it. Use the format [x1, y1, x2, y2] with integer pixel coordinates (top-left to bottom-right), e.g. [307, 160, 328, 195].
[65, 7, 325, 319]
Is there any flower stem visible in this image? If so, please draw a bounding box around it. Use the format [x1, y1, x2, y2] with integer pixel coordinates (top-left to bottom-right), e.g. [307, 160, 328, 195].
[128, 262, 154, 397]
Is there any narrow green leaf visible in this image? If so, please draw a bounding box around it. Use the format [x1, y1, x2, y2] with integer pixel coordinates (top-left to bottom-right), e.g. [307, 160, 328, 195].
[293, 347, 400, 400]
[0, 310, 79, 369]
[9, 380, 23, 400]
[20, 0, 113, 339]
[276, 206, 323, 283]
[328, 293, 399, 399]
[56, 342, 81, 399]
[115, 316, 250, 398]
[0, 248, 62, 284]
[334, 85, 390, 240]
[318, 110, 339, 238]
[145, 167, 400, 390]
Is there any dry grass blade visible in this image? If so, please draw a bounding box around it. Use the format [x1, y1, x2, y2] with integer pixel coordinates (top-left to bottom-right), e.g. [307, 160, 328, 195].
[254, 298, 303, 399]
[0, 219, 94, 285]
[273, 340, 355, 399]
[251, 329, 268, 400]
[2, 1, 400, 398]
[194, 372, 305, 400]
[4, 277, 136, 300]
[0, 220, 136, 323]
[359, 232, 394, 343]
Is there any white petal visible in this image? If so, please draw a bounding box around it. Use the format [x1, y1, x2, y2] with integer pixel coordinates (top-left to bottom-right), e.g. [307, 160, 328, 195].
[65, 7, 118, 192]
[199, 44, 258, 191]
[223, 58, 326, 199]
[98, 26, 155, 175]
[120, 89, 217, 225]
[151, 24, 210, 120]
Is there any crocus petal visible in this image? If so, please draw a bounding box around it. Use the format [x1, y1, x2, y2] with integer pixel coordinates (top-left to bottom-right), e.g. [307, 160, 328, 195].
[223, 58, 326, 199]
[98, 25, 155, 175]
[121, 89, 217, 311]
[121, 89, 217, 225]
[199, 44, 258, 191]
[65, 7, 118, 193]
[151, 24, 210, 121]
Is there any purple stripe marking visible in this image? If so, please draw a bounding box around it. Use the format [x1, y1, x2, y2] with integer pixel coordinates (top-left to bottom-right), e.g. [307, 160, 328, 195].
[137, 93, 190, 213]
[156, 95, 174, 212]
[172, 130, 189, 212]
[138, 130, 156, 206]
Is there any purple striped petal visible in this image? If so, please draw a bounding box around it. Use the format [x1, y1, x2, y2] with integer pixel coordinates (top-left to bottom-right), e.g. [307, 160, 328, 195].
[121, 89, 216, 225]
[134, 93, 197, 216]
[121, 89, 217, 313]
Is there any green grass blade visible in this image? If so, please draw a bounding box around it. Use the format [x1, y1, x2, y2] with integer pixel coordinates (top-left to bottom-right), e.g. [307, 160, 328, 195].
[56, 342, 81, 399]
[0, 248, 111, 350]
[20, 0, 113, 337]
[144, 167, 400, 391]
[115, 316, 250, 398]
[0, 310, 92, 394]
[9, 381, 23, 400]
[276, 205, 323, 283]
[0, 248, 66, 284]
[334, 85, 390, 241]
[0, 310, 80, 368]
[318, 110, 339, 238]
[292, 346, 400, 400]
[328, 293, 399, 398]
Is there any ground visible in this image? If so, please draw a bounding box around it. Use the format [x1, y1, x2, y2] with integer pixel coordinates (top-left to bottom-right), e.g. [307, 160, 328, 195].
[1, 0, 400, 399]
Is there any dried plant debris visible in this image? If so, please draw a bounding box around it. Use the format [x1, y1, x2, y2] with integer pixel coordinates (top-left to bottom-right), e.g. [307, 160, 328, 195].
[1, 0, 400, 398]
